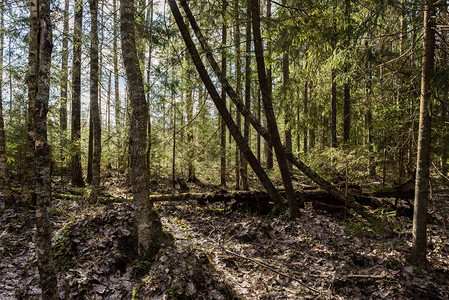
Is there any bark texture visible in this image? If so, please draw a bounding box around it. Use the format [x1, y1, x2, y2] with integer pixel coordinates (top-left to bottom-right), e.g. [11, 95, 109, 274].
[411, 0, 435, 266]
[34, 0, 58, 297]
[89, 0, 101, 202]
[170, 0, 283, 209]
[120, 0, 164, 258]
[22, 0, 39, 205]
[71, 0, 84, 187]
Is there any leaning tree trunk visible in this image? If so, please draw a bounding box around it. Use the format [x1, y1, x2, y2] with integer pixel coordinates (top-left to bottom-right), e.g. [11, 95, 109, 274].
[120, 0, 164, 258]
[250, 0, 299, 218]
[34, 0, 58, 297]
[169, 0, 283, 210]
[180, 0, 368, 217]
[22, 0, 39, 205]
[71, 0, 84, 187]
[0, 1, 12, 207]
[89, 0, 101, 202]
[411, 0, 435, 266]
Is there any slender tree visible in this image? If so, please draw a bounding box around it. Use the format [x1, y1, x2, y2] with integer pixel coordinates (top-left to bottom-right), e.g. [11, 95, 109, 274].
[411, 0, 435, 266]
[120, 0, 165, 258]
[87, 107, 93, 183]
[180, 0, 365, 215]
[89, 0, 101, 202]
[264, 0, 273, 169]
[34, 0, 58, 297]
[234, 0, 242, 189]
[241, 0, 251, 190]
[331, 70, 337, 148]
[220, 0, 227, 186]
[170, 0, 283, 209]
[343, 0, 351, 146]
[114, 0, 122, 171]
[0, 0, 12, 207]
[303, 80, 308, 156]
[71, 0, 84, 186]
[251, 0, 298, 217]
[146, 0, 154, 178]
[59, 0, 69, 176]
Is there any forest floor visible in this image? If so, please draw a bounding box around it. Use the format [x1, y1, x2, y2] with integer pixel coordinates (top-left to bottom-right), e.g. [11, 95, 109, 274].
[0, 174, 448, 299]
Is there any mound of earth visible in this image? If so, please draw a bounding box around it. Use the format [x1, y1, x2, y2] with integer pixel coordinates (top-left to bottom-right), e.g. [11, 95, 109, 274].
[137, 244, 235, 299]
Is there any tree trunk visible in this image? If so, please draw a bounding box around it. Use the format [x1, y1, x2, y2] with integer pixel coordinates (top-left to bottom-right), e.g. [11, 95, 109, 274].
[0, 0, 12, 207]
[172, 96, 176, 186]
[365, 41, 376, 177]
[114, 0, 122, 172]
[251, 0, 298, 218]
[283, 53, 292, 171]
[440, 2, 448, 176]
[120, 0, 164, 259]
[22, 0, 39, 204]
[281, 0, 291, 170]
[264, 0, 273, 170]
[220, 0, 227, 187]
[343, 0, 351, 146]
[242, 1, 251, 191]
[180, 0, 367, 216]
[34, 0, 58, 297]
[331, 70, 337, 148]
[89, 0, 101, 202]
[146, 0, 154, 179]
[234, 0, 242, 189]
[303, 80, 308, 157]
[59, 0, 69, 177]
[169, 0, 283, 209]
[87, 108, 93, 184]
[257, 89, 261, 162]
[411, 0, 435, 266]
[71, 0, 84, 187]
[107, 72, 111, 133]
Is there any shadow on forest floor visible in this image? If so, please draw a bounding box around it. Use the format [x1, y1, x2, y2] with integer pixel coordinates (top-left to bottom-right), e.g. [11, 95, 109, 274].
[0, 174, 448, 299]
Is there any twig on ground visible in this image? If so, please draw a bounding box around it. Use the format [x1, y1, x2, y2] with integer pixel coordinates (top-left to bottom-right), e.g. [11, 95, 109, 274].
[218, 244, 321, 294]
[345, 274, 388, 279]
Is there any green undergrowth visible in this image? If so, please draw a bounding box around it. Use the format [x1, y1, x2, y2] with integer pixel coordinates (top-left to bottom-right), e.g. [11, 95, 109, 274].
[345, 208, 402, 238]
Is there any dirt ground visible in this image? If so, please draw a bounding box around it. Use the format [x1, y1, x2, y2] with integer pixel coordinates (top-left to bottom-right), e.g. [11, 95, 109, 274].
[0, 175, 448, 299]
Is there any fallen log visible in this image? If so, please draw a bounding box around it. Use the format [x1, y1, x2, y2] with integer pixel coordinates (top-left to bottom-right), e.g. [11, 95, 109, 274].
[150, 190, 272, 214]
[179, 0, 368, 218]
[149, 191, 270, 203]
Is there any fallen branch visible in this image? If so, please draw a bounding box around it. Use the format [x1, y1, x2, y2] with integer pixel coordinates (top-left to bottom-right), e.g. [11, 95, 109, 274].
[345, 274, 388, 279]
[221, 246, 321, 294]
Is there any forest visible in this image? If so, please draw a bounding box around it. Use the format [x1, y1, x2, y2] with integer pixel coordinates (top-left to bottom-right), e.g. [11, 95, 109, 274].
[0, 0, 448, 298]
